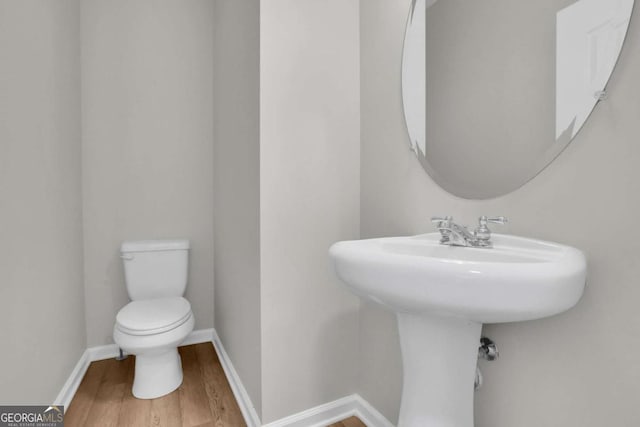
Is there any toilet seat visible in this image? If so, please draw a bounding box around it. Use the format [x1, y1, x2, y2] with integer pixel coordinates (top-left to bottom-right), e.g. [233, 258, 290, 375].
[115, 297, 192, 336]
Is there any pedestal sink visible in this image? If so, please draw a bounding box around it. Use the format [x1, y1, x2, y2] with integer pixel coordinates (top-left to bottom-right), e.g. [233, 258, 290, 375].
[329, 233, 586, 427]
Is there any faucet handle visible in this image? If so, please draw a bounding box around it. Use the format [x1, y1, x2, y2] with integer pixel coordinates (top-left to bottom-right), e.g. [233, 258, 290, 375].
[432, 216, 453, 244]
[475, 216, 507, 247]
[481, 216, 508, 226]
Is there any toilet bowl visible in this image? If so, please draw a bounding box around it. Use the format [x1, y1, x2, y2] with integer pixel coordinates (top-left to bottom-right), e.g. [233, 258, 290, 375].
[114, 296, 194, 399]
[112, 239, 193, 399]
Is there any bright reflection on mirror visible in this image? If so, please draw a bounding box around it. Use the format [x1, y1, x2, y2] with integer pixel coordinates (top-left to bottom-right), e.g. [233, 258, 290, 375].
[557, 0, 633, 140]
[402, 0, 634, 199]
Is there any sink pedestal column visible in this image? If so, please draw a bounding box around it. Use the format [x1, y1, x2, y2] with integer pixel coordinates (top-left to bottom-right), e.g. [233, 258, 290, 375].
[397, 313, 482, 427]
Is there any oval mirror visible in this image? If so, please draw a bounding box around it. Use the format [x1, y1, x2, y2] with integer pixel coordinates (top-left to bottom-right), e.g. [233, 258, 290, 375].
[402, 0, 635, 199]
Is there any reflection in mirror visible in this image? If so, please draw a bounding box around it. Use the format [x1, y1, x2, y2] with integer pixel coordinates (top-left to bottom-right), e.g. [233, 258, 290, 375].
[557, 0, 633, 140]
[402, 0, 634, 199]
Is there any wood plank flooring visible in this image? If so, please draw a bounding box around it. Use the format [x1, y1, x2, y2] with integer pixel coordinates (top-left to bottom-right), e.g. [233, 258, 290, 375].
[329, 416, 366, 427]
[65, 343, 366, 427]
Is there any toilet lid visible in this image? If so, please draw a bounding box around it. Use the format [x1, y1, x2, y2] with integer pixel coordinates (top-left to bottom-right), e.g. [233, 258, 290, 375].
[116, 297, 192, 336]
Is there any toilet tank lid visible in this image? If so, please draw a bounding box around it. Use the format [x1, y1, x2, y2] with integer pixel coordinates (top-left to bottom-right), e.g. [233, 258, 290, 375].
[121, 239, 190, 253]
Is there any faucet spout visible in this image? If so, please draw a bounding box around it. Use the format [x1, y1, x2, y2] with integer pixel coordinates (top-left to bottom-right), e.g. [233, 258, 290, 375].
[438, 224, 476, 247]
[432, 215, 507, 248]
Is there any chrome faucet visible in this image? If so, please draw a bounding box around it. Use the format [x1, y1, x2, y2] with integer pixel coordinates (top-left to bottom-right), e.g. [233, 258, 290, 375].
[431, 216, 508, 248]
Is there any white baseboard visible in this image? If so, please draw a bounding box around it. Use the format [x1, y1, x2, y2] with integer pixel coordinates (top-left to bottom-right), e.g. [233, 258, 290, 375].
[209, 332, 394, 427]
[55, 328, 394, 427]
[87, 343, 120, 361]
[351, 395, 395, 427]
[84, 328, 216, 362]
[262, 394, 394, 427]
[211, 329, 262, 427]
[181, 328, 214, 346]
[263, 395, 356, 427]
[53, 349, 90, 410]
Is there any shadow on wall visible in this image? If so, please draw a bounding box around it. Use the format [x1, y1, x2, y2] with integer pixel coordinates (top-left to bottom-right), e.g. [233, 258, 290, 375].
[355, 302, 403, 422]
[315, 307, 360, 398]
[102, 250, 129, 344]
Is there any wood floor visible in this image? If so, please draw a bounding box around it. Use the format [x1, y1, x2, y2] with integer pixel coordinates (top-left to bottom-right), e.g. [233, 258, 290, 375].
[64, 343, 366, 427]
[328, 416, 366, 427]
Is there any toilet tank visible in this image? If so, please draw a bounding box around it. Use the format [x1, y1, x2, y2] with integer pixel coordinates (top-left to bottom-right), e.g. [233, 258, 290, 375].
[120, 239, 190, 301]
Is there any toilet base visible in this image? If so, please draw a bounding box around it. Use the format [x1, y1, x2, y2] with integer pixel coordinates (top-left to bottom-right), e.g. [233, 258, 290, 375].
[132, 348, 183, 399]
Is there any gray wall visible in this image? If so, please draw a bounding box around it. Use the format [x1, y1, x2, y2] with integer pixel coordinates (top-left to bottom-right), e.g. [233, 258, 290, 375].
[0, 0, 86, 403]
[360, 1, 640, 425]
[213, 0, 262, 418]
[259, 0, 361, 422]
[81, 0, 215, 346]
[214, 2, 361, 421]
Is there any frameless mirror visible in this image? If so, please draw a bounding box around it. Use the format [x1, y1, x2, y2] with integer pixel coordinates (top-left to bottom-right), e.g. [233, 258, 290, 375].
[402, 0, 635, 199]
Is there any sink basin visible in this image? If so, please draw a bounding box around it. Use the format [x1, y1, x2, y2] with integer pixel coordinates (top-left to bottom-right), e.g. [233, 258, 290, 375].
[329, 233, 587, 427]
[330, 233, 586, 323]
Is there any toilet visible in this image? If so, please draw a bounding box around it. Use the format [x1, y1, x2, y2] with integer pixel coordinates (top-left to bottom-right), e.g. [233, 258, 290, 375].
[113, 239, 195, 399]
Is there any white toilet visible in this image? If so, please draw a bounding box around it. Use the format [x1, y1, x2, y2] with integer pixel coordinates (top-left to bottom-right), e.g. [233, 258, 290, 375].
[113, 239, 195, 399]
